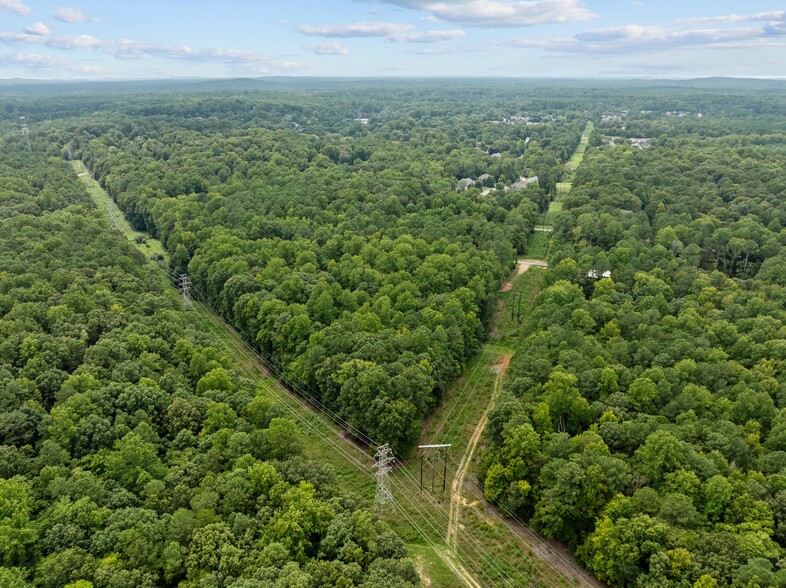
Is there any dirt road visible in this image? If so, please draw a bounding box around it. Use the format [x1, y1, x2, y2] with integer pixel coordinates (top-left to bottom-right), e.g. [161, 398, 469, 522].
[446, 353, 512, 551]
[500, 259, 548, 292]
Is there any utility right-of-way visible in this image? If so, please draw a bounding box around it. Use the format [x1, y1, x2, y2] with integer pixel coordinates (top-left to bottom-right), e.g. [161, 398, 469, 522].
[72, 119, 602, 588]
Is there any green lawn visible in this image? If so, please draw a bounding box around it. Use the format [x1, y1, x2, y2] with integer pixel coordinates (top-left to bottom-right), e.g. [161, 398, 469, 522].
[566, 122, 595, 172]
[544, 201, 563, 225]
[526, 231, 551, 259]
[72, 160, 168, 263]
[494, 267, 547, 346]
[407, 544, 461, 588]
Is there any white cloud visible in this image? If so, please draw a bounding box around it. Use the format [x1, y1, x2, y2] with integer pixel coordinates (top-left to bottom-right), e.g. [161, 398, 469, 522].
[54, 6, 96, 23]
[399, 29, 464, 42]
[0, 32, 103, 50]
[675, 11, 786, 25]
[0, 31, 304, 72]
[0, 0, 31, 15]
[298, 21, 414, 38]
[297, 21, 464, 43]
[24, 22, 50, 36]
[503, 14, 786, 55]
[0, 51, 109, 76]
[409, 45, 466, 54]
[305, 42, 350, 55]
[366, 0, 596, 28]
[0, 52, 65, 67]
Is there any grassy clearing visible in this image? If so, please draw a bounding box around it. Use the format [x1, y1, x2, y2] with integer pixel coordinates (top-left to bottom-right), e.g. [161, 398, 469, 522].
[459, 504, 573, 588]
[72, 160, 168, 263]
[386, 344, 527, 587]
[526, 231, 551, 259]
[386, 347, 503, 510]
[493, 267, 546, 347]
[407, 544, 460, 588]
[380, 346, 506, 586]
[544, 201, 563, 225]
[565, 122, 595, 172]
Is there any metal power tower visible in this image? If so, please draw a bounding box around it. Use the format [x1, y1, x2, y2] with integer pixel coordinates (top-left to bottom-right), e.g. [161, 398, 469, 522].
[373, 443, 395, 511]
[19, 117, 31, 152]
[178, 274, 192, 307]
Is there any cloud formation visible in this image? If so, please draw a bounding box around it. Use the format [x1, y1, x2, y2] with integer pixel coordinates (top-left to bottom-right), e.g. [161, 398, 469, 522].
[54, 6, 93, 22]
[367, 0, 595, 28]
[400, 29, 465, 42]
[24, 22, 50, 36]
[0, 52, 65, 68]
[0, 0, 31, 15]
[675, 11, 786, 25]
[0, 51, 106, 75]
[297, 21, 464, 43]
[299, 21, 413, 38]
[0, 29, 304, 73]
[504, 11, 786, 54]
[305, 42, 350, 55]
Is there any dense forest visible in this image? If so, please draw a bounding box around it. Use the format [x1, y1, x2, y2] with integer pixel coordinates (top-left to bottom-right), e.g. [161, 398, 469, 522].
[23, 86, 584, 455]
[481, 109, 786, 586]
[4, 80, 786, 587]
[0, 145, 418, 587]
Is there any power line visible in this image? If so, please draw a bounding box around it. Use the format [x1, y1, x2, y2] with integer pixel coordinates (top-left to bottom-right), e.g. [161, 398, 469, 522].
[163, 270, 578, 588]
[180, 285, 500, 587]
[79, 152, 593, 587]
[181, 281, 526, 588]
[374, 443, 395, 511]
[178, 273, 192, 307]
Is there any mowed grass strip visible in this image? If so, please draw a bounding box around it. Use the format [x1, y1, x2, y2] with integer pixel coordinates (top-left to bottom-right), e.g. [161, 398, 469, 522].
[526, 231, 551, 259]
[72, 160, 168, 263]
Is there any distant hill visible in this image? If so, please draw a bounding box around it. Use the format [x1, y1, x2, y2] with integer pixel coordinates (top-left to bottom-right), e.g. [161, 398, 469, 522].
[1, 76, 785, 96]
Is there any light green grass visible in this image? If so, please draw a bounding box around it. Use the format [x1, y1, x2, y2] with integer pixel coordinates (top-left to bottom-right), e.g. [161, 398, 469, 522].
[494, 268, 546, 347]
[387, 344, 550, 588]
[71, 160, 168, 263]
[407, 544, 459, 588]
[543, 201, 563, 226]
[526, 231, 551, 259]
[565, 121, 595, 172]
[386, 348, 503, 528]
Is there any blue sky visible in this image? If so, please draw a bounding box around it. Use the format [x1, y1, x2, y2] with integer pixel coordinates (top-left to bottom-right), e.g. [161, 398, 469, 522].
[0, 0, 784, 79]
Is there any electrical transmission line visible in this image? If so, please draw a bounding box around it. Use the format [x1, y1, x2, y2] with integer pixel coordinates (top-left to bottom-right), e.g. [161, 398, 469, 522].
[373, 443, 395, 511]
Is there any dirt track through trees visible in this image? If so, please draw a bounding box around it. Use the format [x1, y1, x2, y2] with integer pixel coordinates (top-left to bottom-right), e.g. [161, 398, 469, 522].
[446, 353, 512, 550]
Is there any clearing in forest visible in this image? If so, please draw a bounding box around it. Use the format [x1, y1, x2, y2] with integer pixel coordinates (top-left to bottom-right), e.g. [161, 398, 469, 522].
[73, 157, 595, 588]
[527, 121, 594, 258]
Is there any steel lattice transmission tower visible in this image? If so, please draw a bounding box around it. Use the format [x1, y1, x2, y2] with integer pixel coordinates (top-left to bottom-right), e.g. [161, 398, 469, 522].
[374, 443, 395, 511]
[178, 274, 192, 307]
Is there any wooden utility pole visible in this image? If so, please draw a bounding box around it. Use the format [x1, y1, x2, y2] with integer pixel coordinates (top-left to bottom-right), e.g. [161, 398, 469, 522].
[418, 444, 451, 496]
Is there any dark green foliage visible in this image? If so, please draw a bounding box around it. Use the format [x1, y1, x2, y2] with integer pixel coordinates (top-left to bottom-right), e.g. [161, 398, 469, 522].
[48, 90, 570, 455]
[0, 146, 415, 587]
[482, 103, 786, 587]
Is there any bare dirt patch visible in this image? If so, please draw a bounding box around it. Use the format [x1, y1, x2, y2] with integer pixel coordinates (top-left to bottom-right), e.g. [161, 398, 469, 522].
[501, 259, 547, 292]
